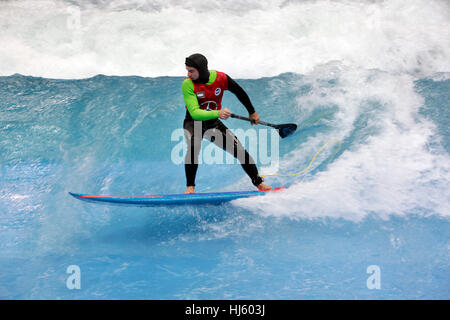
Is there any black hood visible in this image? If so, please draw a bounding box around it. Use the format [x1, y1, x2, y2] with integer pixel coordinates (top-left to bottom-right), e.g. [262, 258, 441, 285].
[185, 53, 210, 84]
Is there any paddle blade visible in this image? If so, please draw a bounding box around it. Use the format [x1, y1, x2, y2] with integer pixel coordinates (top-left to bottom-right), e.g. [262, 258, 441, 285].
[277, 123, 297, 138]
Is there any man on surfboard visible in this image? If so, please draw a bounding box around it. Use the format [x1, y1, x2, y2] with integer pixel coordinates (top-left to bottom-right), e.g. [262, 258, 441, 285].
[182, 53, 272, 194]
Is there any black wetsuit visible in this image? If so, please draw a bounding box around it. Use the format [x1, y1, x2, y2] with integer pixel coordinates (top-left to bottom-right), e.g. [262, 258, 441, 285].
[184, 75, 263, 187]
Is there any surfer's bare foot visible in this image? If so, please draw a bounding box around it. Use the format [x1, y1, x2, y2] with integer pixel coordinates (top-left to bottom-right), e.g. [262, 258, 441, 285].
[184, 186, 195, 194]
[257, 183, 272, 191]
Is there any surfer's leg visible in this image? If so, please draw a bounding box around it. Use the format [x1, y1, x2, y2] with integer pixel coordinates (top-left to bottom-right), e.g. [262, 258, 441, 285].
[184, 119, 203, 191]
[207, 120, 270, 189]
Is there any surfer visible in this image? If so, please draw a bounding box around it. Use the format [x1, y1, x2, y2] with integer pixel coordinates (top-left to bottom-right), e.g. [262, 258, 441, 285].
[182, 53, 272, 194]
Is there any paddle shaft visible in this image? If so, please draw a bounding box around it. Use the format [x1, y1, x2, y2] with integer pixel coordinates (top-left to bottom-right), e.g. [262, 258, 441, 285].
[230, 113, 279, 128]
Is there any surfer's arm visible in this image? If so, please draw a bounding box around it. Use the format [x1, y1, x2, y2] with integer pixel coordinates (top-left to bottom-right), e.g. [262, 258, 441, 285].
[182, 79, 220, 121]
[226, 75, 256, 115]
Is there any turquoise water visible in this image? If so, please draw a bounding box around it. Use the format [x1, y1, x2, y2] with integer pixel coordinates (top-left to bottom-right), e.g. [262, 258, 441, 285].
[0, 71, 448, 299]
[0, 0, 449, 300]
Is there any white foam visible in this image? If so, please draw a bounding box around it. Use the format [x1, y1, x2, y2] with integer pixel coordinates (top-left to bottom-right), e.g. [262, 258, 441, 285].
[233, 65, 450, 221]
[10, 194, 30, 201]
[1, 0, 449, 78]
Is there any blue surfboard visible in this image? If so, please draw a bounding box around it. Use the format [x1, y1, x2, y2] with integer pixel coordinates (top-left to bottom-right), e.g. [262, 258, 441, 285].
[69, 187, 285, 207]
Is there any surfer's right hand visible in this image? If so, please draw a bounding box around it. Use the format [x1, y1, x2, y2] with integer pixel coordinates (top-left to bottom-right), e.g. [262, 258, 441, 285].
[219, 108, 231, 120]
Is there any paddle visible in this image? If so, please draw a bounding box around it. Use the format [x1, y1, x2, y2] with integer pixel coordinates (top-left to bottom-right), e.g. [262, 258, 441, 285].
[230, 113, 297, 138]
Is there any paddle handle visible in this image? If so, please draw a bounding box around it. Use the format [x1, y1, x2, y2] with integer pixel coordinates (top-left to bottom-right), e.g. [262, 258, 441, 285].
[230, 113, 277, 128]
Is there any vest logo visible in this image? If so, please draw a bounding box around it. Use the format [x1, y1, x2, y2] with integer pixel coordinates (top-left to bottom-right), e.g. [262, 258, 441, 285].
[196, 91, 205, 99]
[200, 101, 218, 111]
[215, 88, 221, 96]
